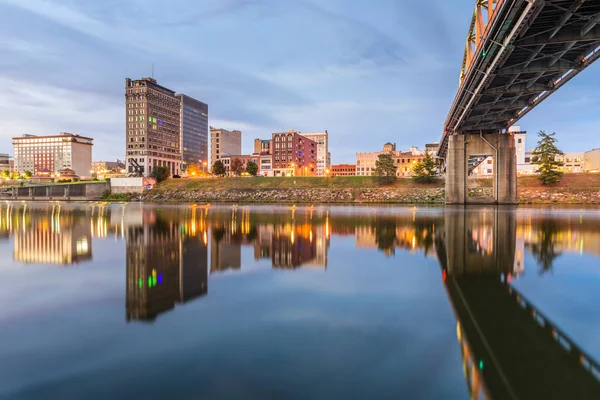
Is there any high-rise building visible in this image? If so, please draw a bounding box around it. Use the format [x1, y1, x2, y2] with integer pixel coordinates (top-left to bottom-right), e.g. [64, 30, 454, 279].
[177, 94, 208, 171]
[272, 130, 317, 177]
[209, 127, 242, 168]
[125, 77, 181, 177]
[301, 131, 330, 176]
[13, 133, 93, 177]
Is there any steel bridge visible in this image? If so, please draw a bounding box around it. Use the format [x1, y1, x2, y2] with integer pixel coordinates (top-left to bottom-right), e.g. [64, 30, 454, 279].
[438, 0, 600, 204]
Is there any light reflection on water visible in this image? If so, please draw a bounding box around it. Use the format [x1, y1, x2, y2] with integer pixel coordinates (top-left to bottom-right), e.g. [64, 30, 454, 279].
[1, 202, 600, 399]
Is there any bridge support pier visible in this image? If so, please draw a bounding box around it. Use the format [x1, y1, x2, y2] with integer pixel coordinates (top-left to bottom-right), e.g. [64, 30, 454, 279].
[445, 133, 517, 204]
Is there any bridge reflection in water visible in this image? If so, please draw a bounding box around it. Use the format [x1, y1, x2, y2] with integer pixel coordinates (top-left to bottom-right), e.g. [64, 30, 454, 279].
[1, 203, 600, 397]
[437, 207, 600, 399]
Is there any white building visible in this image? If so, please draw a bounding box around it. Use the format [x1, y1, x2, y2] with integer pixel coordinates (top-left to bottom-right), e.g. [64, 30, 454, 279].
[13, 133, 93, 177]
[300, 131, 330, 176]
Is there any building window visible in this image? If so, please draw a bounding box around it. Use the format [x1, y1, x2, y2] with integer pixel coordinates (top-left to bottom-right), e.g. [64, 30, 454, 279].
[518, 139, 522, 143]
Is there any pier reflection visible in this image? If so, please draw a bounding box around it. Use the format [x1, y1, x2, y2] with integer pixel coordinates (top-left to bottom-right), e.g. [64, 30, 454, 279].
[1, 202, 599, 397]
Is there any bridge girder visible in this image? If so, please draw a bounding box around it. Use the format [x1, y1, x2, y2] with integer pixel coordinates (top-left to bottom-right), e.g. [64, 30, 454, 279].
[439, 0, 600, 160]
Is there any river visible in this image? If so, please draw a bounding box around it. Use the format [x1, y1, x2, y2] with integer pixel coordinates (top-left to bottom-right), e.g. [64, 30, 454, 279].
[1, 202, 599, 399]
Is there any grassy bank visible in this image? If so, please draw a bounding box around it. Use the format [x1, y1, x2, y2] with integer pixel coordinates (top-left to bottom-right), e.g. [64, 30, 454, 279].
[140, 174, 600, 204]
[155, 176, 445, 191]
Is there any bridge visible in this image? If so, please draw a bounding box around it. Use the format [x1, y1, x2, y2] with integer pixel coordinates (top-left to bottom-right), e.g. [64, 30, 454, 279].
[438, 0, 600, 204]
[437, 208, 600, 398]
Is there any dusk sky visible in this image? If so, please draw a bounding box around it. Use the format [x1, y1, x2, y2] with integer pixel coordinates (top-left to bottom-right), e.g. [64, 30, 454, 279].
[1, 0, 599, 163]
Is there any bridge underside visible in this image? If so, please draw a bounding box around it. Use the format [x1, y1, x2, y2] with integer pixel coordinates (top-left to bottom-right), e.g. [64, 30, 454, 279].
[440, 0, 600, 160]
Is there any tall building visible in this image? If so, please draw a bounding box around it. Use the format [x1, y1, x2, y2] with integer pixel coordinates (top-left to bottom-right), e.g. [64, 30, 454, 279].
[125, 77, 181, 177]
[301, 131, 330, 176]
[272, 130, 317, 177]
[177, 94, 208, 171]
[13, 133, 93, 177]
[210, 127, 242, 168]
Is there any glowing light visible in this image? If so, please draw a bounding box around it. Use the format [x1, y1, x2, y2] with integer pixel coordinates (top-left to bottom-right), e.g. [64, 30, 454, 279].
[148, 276, 153, 287]
[138, 278, 143, 288]
[478, 360, 484, 370]
[157, 274, 163, 284]
[442, 270, 447, 282]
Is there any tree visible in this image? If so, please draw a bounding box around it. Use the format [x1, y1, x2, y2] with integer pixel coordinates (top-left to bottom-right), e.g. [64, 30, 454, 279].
[11, 171, 20, 179]
[246, 161, 258, 176]
[23, 170, 32, 179]
[1, 170, 9, 179]
[528, 220, 562, 275]
[231, 158, 244, 176]
[373, 153, 397, 185]
[530, 131, 564, 185]
[212, 160, 226, 177]
[412, 153, 437, 183]
[151, 166, 170, 183]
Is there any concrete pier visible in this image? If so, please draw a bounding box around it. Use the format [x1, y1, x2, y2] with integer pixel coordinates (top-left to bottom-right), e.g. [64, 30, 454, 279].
[445, 133, 517, 205]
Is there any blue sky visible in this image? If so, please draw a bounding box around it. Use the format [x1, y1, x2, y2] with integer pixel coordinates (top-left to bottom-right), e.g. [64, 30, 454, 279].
[1, 0, 599, 163]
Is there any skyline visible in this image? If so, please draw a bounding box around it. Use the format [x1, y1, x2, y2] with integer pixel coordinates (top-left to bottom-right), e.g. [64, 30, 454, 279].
[1, 0, 600, 164]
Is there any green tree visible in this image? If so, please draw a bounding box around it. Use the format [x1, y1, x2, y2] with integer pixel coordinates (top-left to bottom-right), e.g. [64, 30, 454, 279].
[412, 153, 437, 183]
[151, 166, 170, 183]
[373, 153, 397, 185]
[11, 171, 20, 179]
[23, 170, 33, 179]
[212, 160, 226, 177]
[246, 161, 258, 176]
[530, 131, 564, 185]
[1, 170, 10, 179]
[231, 158, 244, 176]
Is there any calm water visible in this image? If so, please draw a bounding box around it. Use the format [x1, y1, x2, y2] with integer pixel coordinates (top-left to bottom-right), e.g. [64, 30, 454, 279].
[1, 202, 600, 399]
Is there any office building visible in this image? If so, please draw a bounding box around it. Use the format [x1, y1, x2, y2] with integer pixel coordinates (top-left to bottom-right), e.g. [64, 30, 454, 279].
[331, 164, 356, 176]
[300, 131, 330, 176]
[585, 149, 600, 172]
[13, 132, 93, 177]
[125, 77, 181, 177]
[210, 127, 242, 168]
[356, 143, 425, 177]
[557, 152, 585, 173]
[272, 130, 317, 177]
[0, 153, 11, 174]
[178, 94, 208, 171]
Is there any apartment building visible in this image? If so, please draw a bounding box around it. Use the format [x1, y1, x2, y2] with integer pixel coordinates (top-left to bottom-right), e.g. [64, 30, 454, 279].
[178, 94, 208, 171]
[272, 131, 317, 177]
[300, 131, 330, 176]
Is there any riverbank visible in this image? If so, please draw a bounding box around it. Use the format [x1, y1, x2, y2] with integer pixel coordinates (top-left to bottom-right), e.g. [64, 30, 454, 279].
[138, 174, 600, 204]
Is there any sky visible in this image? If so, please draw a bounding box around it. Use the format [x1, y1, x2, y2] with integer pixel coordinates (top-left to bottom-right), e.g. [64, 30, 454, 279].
[0, 0, 599, 164]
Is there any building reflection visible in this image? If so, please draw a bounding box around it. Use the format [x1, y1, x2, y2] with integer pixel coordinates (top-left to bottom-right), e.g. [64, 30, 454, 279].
[0, 204, 92, 265]
[125, 208, 208, 322]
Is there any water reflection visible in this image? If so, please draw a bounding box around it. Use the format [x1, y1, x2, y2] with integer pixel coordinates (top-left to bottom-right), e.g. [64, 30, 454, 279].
[1, 202, 600, 398]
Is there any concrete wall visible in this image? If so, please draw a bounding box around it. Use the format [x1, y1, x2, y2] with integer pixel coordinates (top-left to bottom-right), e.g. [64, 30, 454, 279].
[110, 177, 156, 194]
[0, 182, 109, 200]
